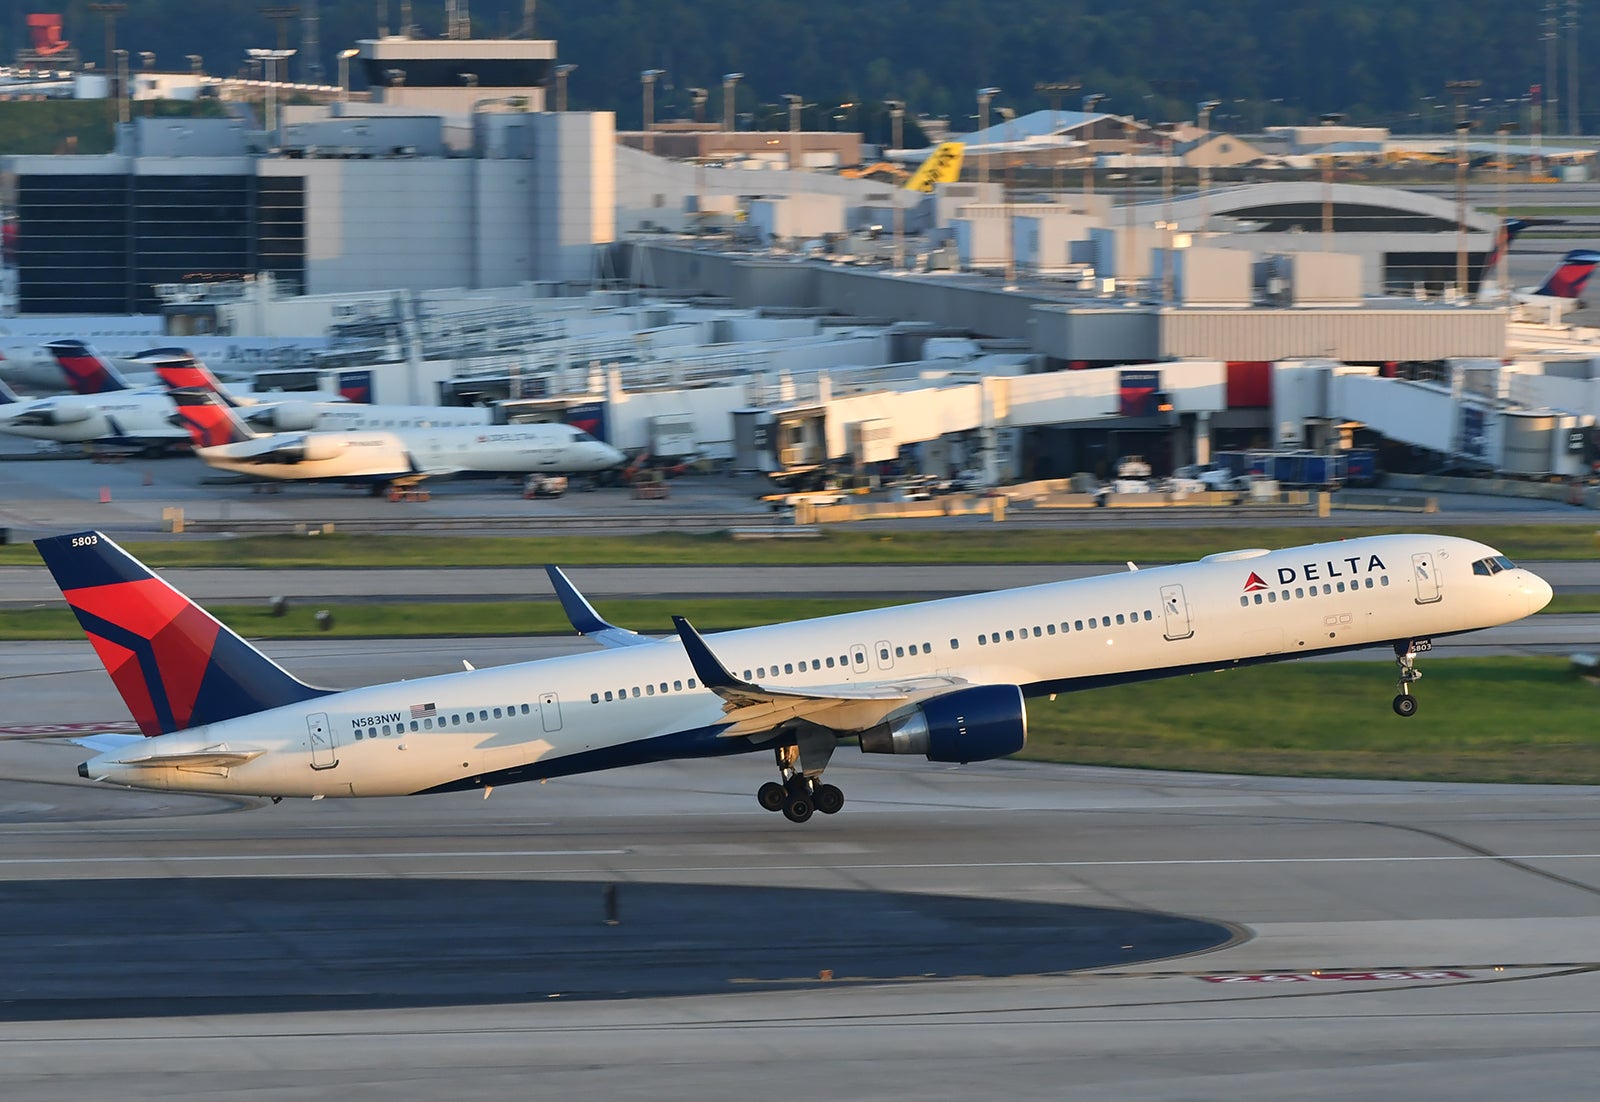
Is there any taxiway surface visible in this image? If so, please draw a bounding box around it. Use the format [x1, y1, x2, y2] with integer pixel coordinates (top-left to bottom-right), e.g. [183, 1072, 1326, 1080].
[0, 630, 1597, 1100]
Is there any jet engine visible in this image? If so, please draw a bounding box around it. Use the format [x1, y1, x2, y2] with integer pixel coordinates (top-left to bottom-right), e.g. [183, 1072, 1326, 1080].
[18, 403, 93, 426]
[252, 435, 346, 464]
[245, 403, 319, 432]
[858, 684, 1026, 763]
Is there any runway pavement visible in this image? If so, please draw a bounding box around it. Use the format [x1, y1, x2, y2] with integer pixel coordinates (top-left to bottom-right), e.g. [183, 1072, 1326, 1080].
[0, 741, 1595, 1101]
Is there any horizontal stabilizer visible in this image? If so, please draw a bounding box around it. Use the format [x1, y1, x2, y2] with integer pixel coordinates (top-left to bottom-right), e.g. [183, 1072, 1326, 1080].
[546, 566, 654, 649]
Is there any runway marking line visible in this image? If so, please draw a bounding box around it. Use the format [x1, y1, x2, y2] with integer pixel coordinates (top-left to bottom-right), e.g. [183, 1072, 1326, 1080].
[0, 851, 1595, 868]
[1200, 970, 1472, 984]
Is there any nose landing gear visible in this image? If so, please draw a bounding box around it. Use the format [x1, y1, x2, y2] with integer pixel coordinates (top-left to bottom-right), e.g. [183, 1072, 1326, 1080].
[1392, 639, 1431, 717]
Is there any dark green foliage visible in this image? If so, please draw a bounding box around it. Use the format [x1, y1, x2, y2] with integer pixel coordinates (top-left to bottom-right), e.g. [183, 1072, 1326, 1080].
[2, 2, 1561, 135]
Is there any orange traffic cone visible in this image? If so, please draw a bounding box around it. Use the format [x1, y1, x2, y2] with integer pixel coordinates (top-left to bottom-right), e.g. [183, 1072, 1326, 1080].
[99, 486, 111, 504]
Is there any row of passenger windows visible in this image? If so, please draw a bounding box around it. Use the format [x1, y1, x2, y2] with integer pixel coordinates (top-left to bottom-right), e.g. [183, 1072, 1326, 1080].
[591, 678, 699, 704]
[1240, 576, 1388, 606]
[975, 610, 1154, 646]
[742, 642, 935, 682]
[354, 703, 532, 741]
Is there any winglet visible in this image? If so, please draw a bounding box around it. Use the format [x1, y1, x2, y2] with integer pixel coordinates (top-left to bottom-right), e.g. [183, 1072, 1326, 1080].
[546, 566, 651, 649]
[671, 615, 746, 691]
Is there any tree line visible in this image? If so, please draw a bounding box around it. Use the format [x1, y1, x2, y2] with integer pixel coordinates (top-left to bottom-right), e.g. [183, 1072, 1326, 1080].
[5, 0, 1587, 140]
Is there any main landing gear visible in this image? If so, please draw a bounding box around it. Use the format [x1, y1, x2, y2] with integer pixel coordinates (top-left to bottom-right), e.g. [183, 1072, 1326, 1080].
[1392, 639, 1431, 717]
[757, 735, 844, 823]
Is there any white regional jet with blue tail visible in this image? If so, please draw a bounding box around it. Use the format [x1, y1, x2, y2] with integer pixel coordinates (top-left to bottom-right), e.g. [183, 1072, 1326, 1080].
[37, 530, 1550, 822]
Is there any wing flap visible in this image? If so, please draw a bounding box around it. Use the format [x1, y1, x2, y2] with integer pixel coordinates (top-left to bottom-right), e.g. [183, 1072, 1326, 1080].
[671, 616, 967, 735]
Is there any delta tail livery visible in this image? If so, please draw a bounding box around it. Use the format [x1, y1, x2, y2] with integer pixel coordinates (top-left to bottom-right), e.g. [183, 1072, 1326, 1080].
[38, 531, 1549, 822]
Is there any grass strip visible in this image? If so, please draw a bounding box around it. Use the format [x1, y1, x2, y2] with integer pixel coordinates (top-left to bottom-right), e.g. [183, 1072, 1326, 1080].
[1023, 657, 1600, 785]
[3, 592, 1591, 640]
[2, 523, 1594, 568]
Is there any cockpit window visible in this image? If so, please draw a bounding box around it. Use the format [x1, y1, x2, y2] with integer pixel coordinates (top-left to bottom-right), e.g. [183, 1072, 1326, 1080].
[1473, 555, 1517, 576]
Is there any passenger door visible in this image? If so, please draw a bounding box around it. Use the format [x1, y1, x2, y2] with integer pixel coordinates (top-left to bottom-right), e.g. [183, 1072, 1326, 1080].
[1412, 552, 1442, 604]
[307, 712, 338, 770]
[1160, 584, 1194, 641]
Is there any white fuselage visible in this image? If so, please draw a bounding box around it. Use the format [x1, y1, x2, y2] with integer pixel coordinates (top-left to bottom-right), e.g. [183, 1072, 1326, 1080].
[0, 388, 188, 446]
[81, 535, 1551, 799]
[195, 422, 624, 482]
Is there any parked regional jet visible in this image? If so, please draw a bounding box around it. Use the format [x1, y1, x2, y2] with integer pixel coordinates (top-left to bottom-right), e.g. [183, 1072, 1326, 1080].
[168, 387, 622, 491]
[0, 331, 327, 392]
[37, 530, 1550, 823]
[0, 372, 191, 451]
[139, 350, 493, 432]
[1478, 245, 1600, 316]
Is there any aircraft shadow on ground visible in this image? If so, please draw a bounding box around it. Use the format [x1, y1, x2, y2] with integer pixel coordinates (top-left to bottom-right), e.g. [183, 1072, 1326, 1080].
[0, 878, 1234, 1020]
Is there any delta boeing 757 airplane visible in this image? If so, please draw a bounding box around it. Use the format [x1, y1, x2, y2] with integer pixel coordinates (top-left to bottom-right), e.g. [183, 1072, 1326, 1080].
[36, 530, 1551, 823]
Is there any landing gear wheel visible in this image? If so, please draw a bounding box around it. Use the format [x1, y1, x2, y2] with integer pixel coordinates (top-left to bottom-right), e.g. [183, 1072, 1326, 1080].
[1393, 694, 1418, 718]
[782, 793, 815, 823]
[813, 783, 845, 815]
[757, 781, 787, 812]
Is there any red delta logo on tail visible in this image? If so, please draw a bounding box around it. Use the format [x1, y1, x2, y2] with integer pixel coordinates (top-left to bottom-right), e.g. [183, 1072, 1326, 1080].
[66, 577, 221, 736]
[167, 389, 253, 448]
[34, 531, 329, 736]
[43, 339, 130, 395]
[1533, 250, 1600, 300]
[1243, 571, 1270, 592]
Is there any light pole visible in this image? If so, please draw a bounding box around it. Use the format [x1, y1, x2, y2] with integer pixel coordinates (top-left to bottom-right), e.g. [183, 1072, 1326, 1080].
[1498, 121, 1516, 304]
[886, 99, 906, 270]
[139, 51, 155, 117]
[885, 98, 905, 151]
[1446, 79, 1482, 295]
[640, 68, 665, 155]
[187, 54, 203, 115]
[554, 63, 576, 112]
[113, 48, 128, 124]
[1319, 111, 1343, 251]
[1082, 92, 1105, 198]
[722, 72, 743, 132]
[89, 2, 126, 127]
[338, 47, 359, 103]
[248, 47, 296, 145]
[784, 92, 803, 170]
[1196, 99, 1220, 233]
[976, 86, 1000, 183]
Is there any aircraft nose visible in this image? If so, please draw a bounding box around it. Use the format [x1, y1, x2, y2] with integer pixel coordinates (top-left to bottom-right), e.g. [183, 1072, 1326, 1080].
[1525, 571, 1554, 615]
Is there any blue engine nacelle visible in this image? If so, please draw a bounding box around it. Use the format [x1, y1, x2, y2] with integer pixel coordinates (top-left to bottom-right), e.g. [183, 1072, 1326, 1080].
[858, 684, 1027, 763]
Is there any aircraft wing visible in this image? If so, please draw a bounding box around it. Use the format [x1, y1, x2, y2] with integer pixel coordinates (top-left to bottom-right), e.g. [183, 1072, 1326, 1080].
[672, 616, 967, 736]
[546, 566, 657, 648]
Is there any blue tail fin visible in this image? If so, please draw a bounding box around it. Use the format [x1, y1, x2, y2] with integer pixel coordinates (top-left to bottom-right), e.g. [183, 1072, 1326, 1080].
[0, 376, 20, 404]
[34, 531, 330, 735]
